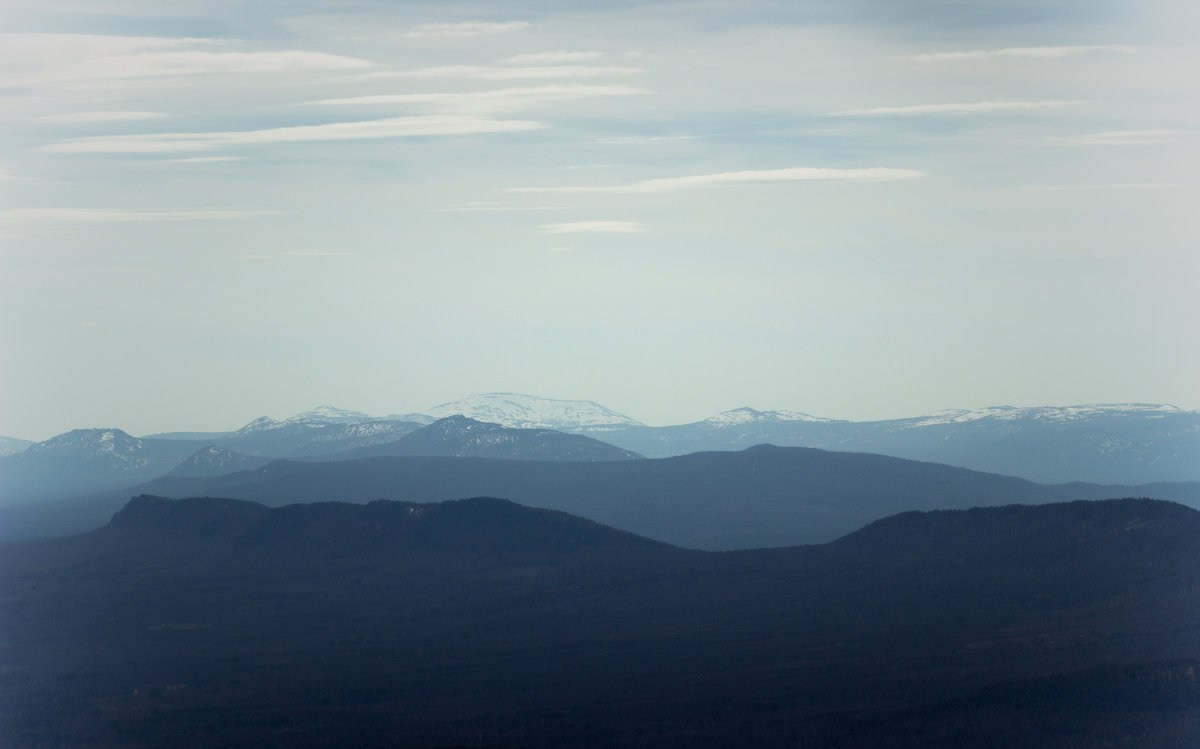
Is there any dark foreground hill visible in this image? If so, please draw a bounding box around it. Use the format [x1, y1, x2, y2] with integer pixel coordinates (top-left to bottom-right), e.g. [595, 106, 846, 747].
[2, 496, 1198, 748]
[8, 444, 1200, 548]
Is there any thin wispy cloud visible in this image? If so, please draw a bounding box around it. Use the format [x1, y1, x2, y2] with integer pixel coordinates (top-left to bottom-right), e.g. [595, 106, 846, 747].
[405, 21, 530, 37]
[1050, 130, 1186, 145]
[240, 251, 357, 259]
[164, 156, 244, 163]
[503, 51, 602, 64]
[0, 33, 224, 65]
[65, 51, 374, 81]
[597, 135, 699, 144]
[0, 208, 275, 222]
[38, 111, 169, 124]
[1022, 183, 1178, 192]
[832, 100, 1089, 117]
[304, 85, 651, 114]
[432, 202, 562, 212]
[512, 167, 926, 194]
[539, 221, 646, 233]
[1, 35, 374, 86]
[900, 45, 1135, 62]
[366, 65, 642, 81]
[39, 116, 545, 154]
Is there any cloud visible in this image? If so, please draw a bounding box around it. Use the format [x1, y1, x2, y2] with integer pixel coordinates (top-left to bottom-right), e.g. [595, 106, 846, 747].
[512, 167, 926, 194]
[64, 51, 374, 81]
[502, 51, 602, 64]
[163, 156, 244, 163]
[39, 116, 546, 154]
[432, 202, 562, 212]
[0, 35, 373, 85]
[80, 321, 98, 327]
[900, 45, 1135, 62]
[38, 111, 169, 124]
[1050, 130, 1186, 145]
[366, 65, 642, 80]
[832, 100, 1089, 117]
[0, 33, 222, 65]
[1022, 183, 1178, 191]
[596, 135, 699, 144]
[405, 21, 530, 37]
[539, 221, 646, 233]
[304, 85, 651, 114]
[0, 208, 276, 223]
[240, 251, 357, 259]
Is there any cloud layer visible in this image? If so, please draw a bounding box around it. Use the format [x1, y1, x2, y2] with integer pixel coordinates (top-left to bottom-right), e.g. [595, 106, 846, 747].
[832, 101, 1089, 117]
[900, 45, 1135, 62]
[512, 167, 926, 194]
[539, 221, 646, 233]
[40, 116, 545, 154]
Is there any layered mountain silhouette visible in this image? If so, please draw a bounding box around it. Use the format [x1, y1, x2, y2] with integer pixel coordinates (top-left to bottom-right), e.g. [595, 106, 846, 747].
[167, 445, 274, 477]
[2, 496, 1198, 748]
[0, 428, 207, 502]
[331, 415, 643, 462]
[0, 416, 638, 508]
[9, 444, 1199, 548]
[587, 403, 1200, 484]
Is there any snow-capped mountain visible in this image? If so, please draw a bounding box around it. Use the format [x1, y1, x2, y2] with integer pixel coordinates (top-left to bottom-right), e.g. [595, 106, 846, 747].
[420, 393, 644, 431]
[701, 407, 841, 427]
[901, 403, 1188, 428]
[234, 406, 375, 435]
[0, 428, 205, 503]
[343, 415, 643, 462]
[21, 428, 153, 469]
[586, 402, 1200, 484]
[222, 414, 422, 458]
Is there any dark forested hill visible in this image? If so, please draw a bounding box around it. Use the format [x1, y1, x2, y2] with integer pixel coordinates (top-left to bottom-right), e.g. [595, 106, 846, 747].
[2, 496, 1198, 748]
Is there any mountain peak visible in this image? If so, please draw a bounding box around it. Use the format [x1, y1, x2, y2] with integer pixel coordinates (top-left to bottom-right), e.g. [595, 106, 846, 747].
[421, 393, 643, 431]
[352, 414, 643, 461]
[702, 407, 837, 426]
[30, 427, 143, 454]
[285, 406, 372, 424]
[168, 444, 271, 477]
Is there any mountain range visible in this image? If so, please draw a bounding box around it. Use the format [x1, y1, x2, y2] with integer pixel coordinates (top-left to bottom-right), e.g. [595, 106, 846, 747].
[7, 444, 1199, 549]
[0, 414, 640, 509]
[8, 393, 1196, 486]
[3, 494, 1198, 748]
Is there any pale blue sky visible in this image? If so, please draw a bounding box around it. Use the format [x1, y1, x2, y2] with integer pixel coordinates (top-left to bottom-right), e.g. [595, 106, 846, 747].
[2, 0, 1197, 439]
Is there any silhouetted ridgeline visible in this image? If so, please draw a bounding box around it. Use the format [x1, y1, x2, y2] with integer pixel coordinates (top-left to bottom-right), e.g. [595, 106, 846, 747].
[2, 496, 1198, 748]
[9, 444, 1200, 548]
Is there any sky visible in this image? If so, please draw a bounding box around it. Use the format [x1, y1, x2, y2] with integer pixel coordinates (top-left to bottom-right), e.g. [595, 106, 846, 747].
[1, 0, 1198, 440]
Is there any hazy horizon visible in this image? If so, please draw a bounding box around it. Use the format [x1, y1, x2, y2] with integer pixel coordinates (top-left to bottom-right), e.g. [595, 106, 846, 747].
[3, 0, 1197, 441]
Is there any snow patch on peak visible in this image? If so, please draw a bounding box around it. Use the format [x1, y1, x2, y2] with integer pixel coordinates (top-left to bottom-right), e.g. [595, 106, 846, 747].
[236, 416, 280, 433]
[703, 408, 835, 426]
[905, 403, 1186, 427]
[421, 393, 643, 430]
[286, 406, 371, 424]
